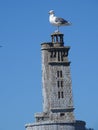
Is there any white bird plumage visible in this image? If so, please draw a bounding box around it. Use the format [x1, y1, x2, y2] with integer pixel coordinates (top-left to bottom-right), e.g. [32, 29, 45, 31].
[49, 10, 71, 32]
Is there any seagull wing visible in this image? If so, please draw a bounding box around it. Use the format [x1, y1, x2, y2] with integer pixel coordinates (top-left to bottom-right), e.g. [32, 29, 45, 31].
[55, 17, 68, 24]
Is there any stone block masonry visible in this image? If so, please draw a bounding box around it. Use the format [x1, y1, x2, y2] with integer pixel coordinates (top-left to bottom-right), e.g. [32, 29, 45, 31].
[25, 32, 86, 130]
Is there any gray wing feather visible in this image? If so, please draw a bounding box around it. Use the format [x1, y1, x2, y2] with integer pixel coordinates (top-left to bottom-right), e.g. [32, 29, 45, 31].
[55, 17, 68, 24]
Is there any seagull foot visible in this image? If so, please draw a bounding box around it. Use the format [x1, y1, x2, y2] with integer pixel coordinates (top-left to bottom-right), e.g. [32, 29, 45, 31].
[55, 30, 60, 33]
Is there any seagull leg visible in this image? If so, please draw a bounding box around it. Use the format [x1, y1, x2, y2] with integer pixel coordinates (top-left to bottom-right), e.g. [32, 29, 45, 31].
[55, 26, 59, 33]
[57, 26, 59, 32]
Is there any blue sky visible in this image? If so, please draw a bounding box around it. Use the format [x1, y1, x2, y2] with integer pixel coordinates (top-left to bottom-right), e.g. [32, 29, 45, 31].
[0, 0, 98, 130]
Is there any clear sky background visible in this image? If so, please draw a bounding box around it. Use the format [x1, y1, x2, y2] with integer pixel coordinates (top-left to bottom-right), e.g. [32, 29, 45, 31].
[0, 0, 98, 130]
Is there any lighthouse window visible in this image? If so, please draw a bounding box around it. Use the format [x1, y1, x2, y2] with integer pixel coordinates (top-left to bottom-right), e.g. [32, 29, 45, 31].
[58, 91, 64, 99]
[57, 71, 59, 77]
[61, 91, 64, 98]
[60, 113, 65, 117]
[61, 81, 63, 87]
[60, 71, 62, 77]
[50, 51, 53, 58]
[58, 92, 60, 99]
[58, 51, 60, 61]
[61, 51, 64, 61]
[57, 81, 60, 87]
[57, 71, 62, 78]
[54, 51, 56, 57]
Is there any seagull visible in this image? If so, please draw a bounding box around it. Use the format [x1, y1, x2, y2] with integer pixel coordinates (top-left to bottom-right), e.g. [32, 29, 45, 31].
[49, 10, 71, 32]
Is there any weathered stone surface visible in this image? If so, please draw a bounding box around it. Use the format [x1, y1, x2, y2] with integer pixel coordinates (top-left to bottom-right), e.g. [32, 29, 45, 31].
[25, 120, 86, 130]
[25, 32, 86, 130]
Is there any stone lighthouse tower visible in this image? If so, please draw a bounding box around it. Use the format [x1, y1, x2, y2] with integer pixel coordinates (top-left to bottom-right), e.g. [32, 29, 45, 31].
[25, 32, 86, 130]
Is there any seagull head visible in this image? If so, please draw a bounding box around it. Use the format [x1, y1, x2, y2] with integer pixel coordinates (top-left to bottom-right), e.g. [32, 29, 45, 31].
[49, 10, 55, 15]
